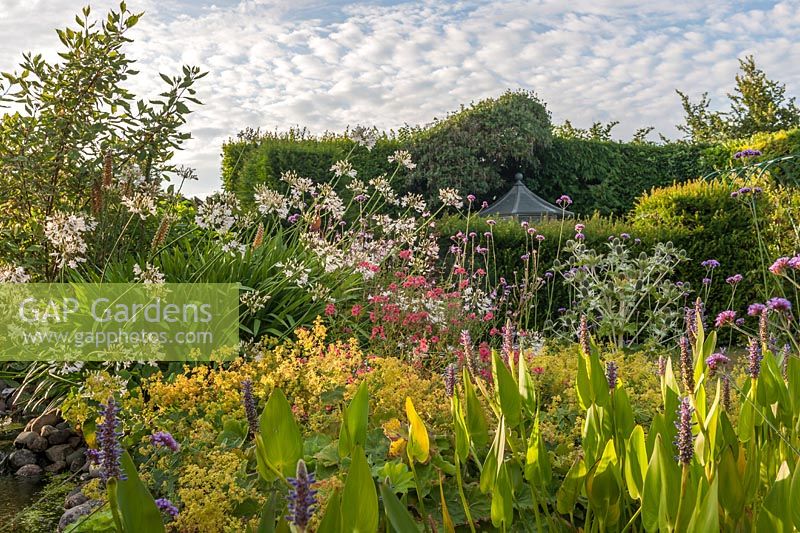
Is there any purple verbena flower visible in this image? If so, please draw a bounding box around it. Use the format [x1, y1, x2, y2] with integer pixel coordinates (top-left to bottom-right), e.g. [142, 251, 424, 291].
[715, 310, 736, 328]
[574, 223, 585, 232]
[769, 257, 791, 275]
[575, 233, 585, 241]
[767, 297, 792, 313]
[286, 460, 317, 531]
[701, 259, 720, 269]
[726, 274, 743, 285]
[748, 303, 766, 316]
[155, 498, 179, 519]
[733, 148, 762, 159]
[675, 397, 694, 466]
[705, 352, 730, 378]
[620, 233, 630, 240]
[702, 277, 712, 286]
[556, 195, 573, 207]
[536, 234, 545, 242]
[150, 431, 180, 452]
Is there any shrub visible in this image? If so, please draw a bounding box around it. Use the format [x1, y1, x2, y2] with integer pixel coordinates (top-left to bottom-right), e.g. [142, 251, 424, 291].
[701, 127, 800, 183]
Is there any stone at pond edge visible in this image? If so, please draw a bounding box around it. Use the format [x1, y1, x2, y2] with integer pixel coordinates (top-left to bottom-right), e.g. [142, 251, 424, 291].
[64, 491, 89, 510]
[15, 463, 44, 477]
[29, 436, 49, 452]
[47, 429, 73, 446]
[45, 460, 68, 473]
[13, 430, 37, 448]
[25, 408, 61, 434]
[45, 443, 74, 464]
[8, 448, 37, 469]
[67, 435, 82, 448]
[58, 500, 102, 532]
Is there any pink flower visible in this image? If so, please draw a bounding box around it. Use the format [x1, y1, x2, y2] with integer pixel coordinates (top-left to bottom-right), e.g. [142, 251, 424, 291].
[715, 310, 736, 327]
[351, 304, 362, 317]
[770, 257, 791, 275]
[324, 303, 336, 316]
[398, 249, 412, 260]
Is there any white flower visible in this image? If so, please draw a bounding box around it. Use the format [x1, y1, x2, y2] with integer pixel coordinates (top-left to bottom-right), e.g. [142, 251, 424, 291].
[349, 125, 378, 150]
[44, 212, 97, 269]
[240, 290, 270, 314]
[0, 264, 30, 283]
[401, 193, 427, 213]
[196, 193, 238, 235]
[388, 150, 416, 170]
[319, 185, 346, 219]
[122, 192, 157, 220]
[254, 185, 289, 218]
[132, 263, 165, 284]
[330, 160, 357, 178]
[221, 240, 247, 257]
[438, 188, 463, 209]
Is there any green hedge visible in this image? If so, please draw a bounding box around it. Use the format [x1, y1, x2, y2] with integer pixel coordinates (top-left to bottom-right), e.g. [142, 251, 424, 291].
[701, 128, 800, 183]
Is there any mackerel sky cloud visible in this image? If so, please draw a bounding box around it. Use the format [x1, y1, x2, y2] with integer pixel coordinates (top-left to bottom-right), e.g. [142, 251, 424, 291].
[2, 0, 799, 196]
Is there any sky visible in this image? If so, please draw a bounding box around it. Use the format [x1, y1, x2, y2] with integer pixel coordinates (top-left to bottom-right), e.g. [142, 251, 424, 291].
[1, 0, 799, 197]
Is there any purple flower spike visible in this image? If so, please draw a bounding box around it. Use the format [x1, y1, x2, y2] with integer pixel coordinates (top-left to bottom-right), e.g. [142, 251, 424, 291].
[242, 379, 259, 438]
[150, 431, 180, 452]
[734, 148, 762, 159]
[605, 361, 619, 390]
[579, 315, 590, 356]
[96, 397, 125, 482]
[155, 498, 179, 518]
[286, 460, 317, 531]
[747, 337, 762, 379]
[675, 397, 694, 466]
[680, 336, 694, 393]
[443, 363, 457, 398]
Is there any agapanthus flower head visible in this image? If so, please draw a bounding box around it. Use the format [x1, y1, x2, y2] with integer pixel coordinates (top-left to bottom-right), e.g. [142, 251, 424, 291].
[155, 498, 179, 519]
[726, 274, 743, 285]
[767, 297, 792, 314]
[701, 259, 720, 269]
[150, 431, 180, 452]
[96, 397, 125, 481]
[239, 379, 259, 439]
[286, 459, 317, 531]
[444, 363, 457, 398]
[748, 303, 766, 316]
[605, 361, 619, 390]
[714, 310, 736, 328]
[705, 352, 730, 378]
[674, 397, 694, 466]
[733, 148, 762, 159]
[556, 194, 572, 207]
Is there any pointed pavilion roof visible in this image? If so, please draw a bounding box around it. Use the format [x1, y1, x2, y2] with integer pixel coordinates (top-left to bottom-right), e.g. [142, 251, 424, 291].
[480, 173, 573, 219]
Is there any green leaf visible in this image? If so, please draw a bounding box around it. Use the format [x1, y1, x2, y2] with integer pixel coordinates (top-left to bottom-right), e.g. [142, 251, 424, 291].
[316, 488, 342, 533]
[586, 439, 621, 528]
[492, 350, 521, 428]
[115, 452, 166, 533]
[462, 368, 488, 448]
[642, 435, 679, 532]
[790, 458, 800, 531]
[756, 461, 793, 533]
[258, 388, 303, 479]
[517, 348, 537, 416]
[623, 425, 647, 501]
[341, 446, 378, 533]
[718, 446, 745, 525]
[256, 493, 277, 533]
[524, 416, 551, 490]
[556, 457, 587, 515]
[339, 380, 369, 458]
[405, 397, 430, 464]
[451, 396, 470, 462]
[490, 463, 514, 529]
[380, 482, 419, 532]
[687, 475, 718, 533]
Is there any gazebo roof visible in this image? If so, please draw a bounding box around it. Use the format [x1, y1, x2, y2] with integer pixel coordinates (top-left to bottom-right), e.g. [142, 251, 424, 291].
[480, 173, 572, 218]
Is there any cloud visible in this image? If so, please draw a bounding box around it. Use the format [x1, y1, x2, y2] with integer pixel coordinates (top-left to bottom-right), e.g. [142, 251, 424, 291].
[1, 0, 799, 196]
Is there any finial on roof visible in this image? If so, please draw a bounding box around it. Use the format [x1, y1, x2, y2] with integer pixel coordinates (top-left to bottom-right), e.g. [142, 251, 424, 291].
[514, 172, 523, 183]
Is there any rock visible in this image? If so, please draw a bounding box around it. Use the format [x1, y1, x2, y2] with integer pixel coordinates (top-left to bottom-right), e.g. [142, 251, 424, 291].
[1, 387, 15, 399]
[13, 430, 37, 449]
[45, 443, 74, 463]
[68, 435, 83, 448]
[47, 429, 73, 446]
[65, 448, 86, 465]
[64, 491, 89, 509]
[69, 455, 87, 473]
[29, 436, 49, 452]
[56, 421, 69, 430]
[25, 408, 61, 434]
[58, 500, 101, 532]
[15, 464, 43, 477]
[40, 424, 57, 437]
[8, 448, 37, 469]
[45, 461, 67, 473]
[0, 398, 6, 412]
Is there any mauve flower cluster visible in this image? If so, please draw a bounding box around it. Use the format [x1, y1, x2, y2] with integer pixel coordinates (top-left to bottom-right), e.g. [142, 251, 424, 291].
[155, 498, 179, 518]
[726, 274, 743, 285]
[715, 310, 736, 328]
[150, 431, 180, 452]
[768, 255, 800, 275]
[767, 297, 792, 314]
[705, 352, 730, 378]
[747, 337, 762, 378]
[700, 259, 720, 269]
[443, 363, 457, 398]
[242, 379, 259, 438]
[95, 398, 126, 481]
[556, 194, 573, 207]
[733, 148, 762, 159]
[730, 186, 763, 198]
[605, 361, 619, 390]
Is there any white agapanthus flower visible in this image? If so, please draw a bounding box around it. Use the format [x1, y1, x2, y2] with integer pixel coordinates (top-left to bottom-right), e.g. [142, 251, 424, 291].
[44, 212, 97, 269]
[349, 125, 378, 150]
[122, 192, 158, 220]
[133, 262, 165, 284]
[388, 150, 416, 170]
[330, 160, 357, 178]
[0, 264, 30, 282]
[254, 185, 289, 218]
[195, 193, 238, 235]
[438, 188, 463, 209]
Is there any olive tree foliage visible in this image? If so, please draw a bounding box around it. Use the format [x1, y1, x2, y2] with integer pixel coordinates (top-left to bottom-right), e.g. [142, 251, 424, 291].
[0, 3, 205, 272]
[401, 89, 553, 200]
[677, 55, 800, 143]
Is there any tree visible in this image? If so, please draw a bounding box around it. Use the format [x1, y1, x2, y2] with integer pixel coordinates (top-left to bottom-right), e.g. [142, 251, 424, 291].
[403, 90, 552, 200]
[677, 55, 799, 142]
[553, 120, 619, 141]
[0, 3, 205, 273]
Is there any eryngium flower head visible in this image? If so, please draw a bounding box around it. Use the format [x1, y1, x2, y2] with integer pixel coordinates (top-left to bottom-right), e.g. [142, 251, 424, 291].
[286, 459, 317, 531]
[444, 363, 457, 398]
[97, 397, 126, 481]
[605, 361, 619, 390]
[150, 431, 180, 452]
[242, 379, 259, 438]
[675, 397, 694, 466]
[680, 336, 694, 393]
[155, 497, 179, 518]
[747, 337, 762, 379]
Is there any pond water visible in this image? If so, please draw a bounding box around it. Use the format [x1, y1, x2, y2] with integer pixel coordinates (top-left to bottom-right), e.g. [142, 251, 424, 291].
[1, 435, 45, 523]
